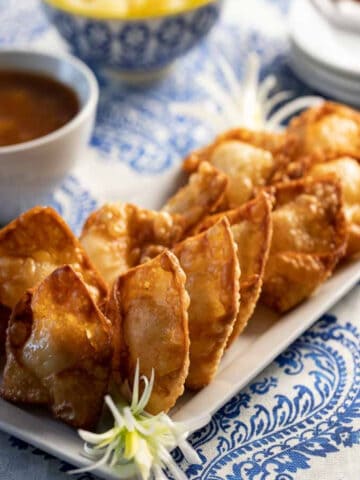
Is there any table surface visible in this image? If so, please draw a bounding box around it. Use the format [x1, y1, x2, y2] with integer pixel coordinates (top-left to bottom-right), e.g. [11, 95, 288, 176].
[0, 0, 360, 479]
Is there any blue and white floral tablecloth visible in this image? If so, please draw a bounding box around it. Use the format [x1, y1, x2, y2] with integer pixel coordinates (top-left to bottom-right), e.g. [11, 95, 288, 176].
[1, 0, 360, 478]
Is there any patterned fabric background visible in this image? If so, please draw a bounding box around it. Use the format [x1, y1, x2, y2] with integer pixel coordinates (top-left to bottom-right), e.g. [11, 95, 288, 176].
[0, 0, 359, 479]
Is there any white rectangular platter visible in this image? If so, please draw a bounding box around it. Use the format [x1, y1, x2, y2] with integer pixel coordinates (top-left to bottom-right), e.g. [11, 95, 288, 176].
[0, 258, 359, 480]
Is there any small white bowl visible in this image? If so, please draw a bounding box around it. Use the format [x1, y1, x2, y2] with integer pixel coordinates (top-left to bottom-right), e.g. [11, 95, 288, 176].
[0, 49, 99, 224]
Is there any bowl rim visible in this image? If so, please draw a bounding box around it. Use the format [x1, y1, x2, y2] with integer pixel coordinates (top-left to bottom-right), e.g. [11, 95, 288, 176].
[0, 48, 99, 155]
[42, 0, 221, 21]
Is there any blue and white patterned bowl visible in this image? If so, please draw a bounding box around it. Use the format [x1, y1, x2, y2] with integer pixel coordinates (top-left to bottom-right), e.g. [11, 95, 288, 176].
[42, 1, 223, 74]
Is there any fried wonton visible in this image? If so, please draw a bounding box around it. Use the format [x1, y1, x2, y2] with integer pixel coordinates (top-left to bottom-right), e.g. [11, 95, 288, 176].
[80, 203, 184, 287]
[196, 192, 273, 345]
[108, 250, 190, 414]
[161, 161, 228, 232]
[182, 128, 290, 208]
[173, 218, 240, 390]
[309, 157, 360, 258]
[274, 102, 360, 183]
[1, 266, 112, 429]
[0, 207, 108, 349]
[261, 177, 348, 312]
[288, 102, 360, 160]
[183, 128, 288, 172]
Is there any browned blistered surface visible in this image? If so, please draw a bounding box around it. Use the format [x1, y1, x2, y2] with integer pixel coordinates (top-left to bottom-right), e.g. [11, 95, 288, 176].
[173, 218, 240, 390]
[1, 266, 112, 429]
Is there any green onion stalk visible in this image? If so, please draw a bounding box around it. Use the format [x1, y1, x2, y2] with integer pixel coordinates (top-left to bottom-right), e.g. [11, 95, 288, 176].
[70, 360, 208, 480]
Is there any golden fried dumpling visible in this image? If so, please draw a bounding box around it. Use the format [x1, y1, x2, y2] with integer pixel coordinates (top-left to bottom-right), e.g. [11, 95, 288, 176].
[108, 250, 190, 414]
[196, 192, 273, 345]
[1, 266, 113, 429]
[287, 102, 360, 162]
[182, 130, 288, 208]
[262, 177, 348, 312]
[80, 203, 184, 287]
[183, 128, 288, 173]
[209, 141, 274, 207]
[162, 162, 228, 232]
[309, 157, 360, 257]
[0, 207, 108, 349]
[173, 218, 240, 390]
[271, 103, 360, 184]
[0, 206, 107, 309]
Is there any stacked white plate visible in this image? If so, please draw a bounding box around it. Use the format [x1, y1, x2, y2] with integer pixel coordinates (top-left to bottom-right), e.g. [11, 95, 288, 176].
[288, 0, 360, 106]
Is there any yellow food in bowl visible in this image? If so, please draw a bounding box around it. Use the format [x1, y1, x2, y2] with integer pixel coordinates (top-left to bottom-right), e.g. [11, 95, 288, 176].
[44, 0, 215, 19]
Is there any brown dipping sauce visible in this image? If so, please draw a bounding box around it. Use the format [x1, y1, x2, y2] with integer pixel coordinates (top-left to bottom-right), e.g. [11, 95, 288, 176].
[0, 70, 79, 147]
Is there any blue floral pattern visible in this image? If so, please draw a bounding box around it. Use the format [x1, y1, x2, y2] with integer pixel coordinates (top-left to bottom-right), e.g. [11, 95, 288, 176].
[87, 27, 315, 178]
[42, 2, 223, 71]
[46, 176, 98, 235]
[180, 313, 360, 479]
[0, 0, 48, 44]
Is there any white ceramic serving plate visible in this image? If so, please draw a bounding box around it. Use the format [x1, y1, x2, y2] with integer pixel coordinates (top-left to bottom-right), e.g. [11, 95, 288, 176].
[289, 41, 360, 107]
[289, 0, 360, 78]
[0, 257, 359, 479]
[310, 0, 360, 35]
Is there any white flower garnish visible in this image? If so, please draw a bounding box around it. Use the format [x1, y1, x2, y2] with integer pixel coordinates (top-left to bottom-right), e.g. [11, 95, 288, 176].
[171, 52, 323, 132]
[70, 360, 207, 480]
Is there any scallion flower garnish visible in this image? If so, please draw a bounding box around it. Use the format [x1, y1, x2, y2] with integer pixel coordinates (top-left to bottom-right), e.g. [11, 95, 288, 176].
[171, 52, 323, 132]
[70, 360, 208, 480]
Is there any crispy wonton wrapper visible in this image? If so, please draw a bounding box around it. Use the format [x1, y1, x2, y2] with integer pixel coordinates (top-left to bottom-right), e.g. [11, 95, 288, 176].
[182, 128, 291, 208]
[196, 192, 273, 346]
[309, 157, 360, 258]
[161, 161, 228, 231]
[1, 266, 113, 429]
[183, 128, 288, 172]
[0, 207, 108, 349]
[173, 218, 240, 390]
[288, 102, 360, 161]
[107, 250, 190, 414]
[261, 177, 348, 312]
[273, 102, 360, 183]
[81, 203, 184, 287]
